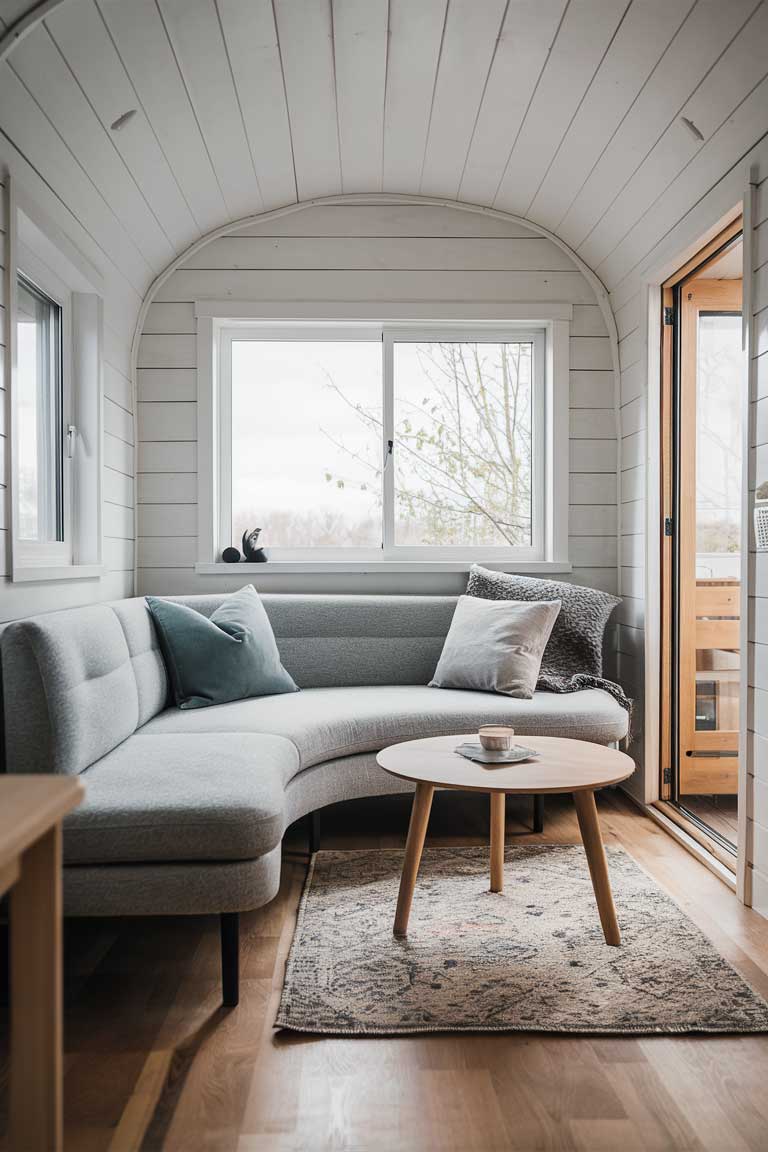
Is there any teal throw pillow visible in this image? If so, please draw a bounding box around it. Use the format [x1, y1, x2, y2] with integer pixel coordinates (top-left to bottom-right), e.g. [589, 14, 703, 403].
[146, 585, 298, 709]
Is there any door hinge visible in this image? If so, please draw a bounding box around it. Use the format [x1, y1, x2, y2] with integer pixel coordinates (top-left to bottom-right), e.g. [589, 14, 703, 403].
[664, 516, 674, 537]
[663, 766, 672, 785]
[663, 305, 675, 326]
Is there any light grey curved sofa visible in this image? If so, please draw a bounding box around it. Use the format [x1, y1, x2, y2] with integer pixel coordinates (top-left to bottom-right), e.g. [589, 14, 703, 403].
[1, 593, 628, 1005]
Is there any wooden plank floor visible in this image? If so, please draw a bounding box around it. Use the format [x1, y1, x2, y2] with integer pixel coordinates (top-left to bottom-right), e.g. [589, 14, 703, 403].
[3, 789, 768, 1151]
[679, 794, 739, 847]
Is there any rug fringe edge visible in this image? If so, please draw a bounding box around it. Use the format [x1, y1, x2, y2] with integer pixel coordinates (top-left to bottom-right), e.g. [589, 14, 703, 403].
[272, 1018, 768, 1037]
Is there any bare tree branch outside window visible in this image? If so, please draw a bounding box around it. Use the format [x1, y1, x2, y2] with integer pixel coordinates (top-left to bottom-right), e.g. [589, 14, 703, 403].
[321, 341, 533, 548]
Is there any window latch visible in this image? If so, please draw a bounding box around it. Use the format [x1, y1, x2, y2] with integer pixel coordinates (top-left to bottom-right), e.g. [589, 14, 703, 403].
[66, 424, 77, 459]
[383, 439, 393, 471]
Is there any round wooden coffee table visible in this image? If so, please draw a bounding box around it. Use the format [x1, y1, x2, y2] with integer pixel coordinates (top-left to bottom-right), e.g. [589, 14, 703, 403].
[377, 734, 634, 946]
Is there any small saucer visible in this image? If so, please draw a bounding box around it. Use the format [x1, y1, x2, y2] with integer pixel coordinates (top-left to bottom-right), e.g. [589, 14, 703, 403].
[455, 741, 540, 766]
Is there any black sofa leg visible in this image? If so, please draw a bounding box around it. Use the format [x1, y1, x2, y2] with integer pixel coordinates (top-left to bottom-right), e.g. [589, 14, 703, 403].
[220, 912, 240, 1008]
[533, 795, 544, 834]
[309, 810, 321, 854]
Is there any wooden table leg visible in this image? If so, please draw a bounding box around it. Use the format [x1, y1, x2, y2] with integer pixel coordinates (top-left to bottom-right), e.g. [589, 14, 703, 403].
[394, 782, 434, 937]
[490, 793, 505, 893]
[573, 790, 621, 946]
[10, 823, 63, 1152]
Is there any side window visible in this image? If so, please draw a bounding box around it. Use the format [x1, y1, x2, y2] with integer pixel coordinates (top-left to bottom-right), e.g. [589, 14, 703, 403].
[10, 183, 104, 582]
[16, 274, 67, 550]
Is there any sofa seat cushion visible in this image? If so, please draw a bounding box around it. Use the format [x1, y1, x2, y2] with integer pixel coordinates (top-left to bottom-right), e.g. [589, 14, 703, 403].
[138, 684, 628, 772]
[63, 733, 298, 865]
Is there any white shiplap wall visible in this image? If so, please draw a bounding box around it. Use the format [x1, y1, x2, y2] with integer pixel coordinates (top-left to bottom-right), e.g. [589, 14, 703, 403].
[609, 130, 768, 914]
[136, 202, 619, 610]
[615, 280, 648, 803]
[0, 165, 135, 624]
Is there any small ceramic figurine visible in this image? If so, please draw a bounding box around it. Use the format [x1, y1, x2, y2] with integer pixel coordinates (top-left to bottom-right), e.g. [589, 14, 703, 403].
[242, 528, 268, 563]
[222, 546, 241, 563]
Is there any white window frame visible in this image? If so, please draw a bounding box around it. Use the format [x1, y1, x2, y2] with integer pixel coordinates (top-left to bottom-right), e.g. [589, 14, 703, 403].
[8, 178, 105, 582]
[197, 313, 570, 574]
[14, 252, 73, 569]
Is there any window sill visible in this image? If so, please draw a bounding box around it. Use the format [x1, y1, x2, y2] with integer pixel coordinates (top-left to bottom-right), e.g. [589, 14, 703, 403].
[194, 560, 572, 576]
[12, 564, 106, 584]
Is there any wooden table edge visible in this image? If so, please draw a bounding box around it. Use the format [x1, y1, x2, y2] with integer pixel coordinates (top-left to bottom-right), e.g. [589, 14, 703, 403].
[0, 777, 84, 870]
[376, 735, 635, 794]
[376, 757, 634, 794]
[376, 766, 635, 793]
[4, 776, 83, 1152]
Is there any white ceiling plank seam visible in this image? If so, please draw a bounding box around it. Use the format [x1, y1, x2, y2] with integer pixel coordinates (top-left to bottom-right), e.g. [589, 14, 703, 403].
[569, 0, 762, 259]
[420, 0, 508, 199]
[458, 0, 567, 208]
[332, 0, 389, 194]
[382, 0, 446, 193]
[0, 59, 154, 291]
[45, 0, 199, 254]
[216, 0, 296, 210]
[587, 1, 768, 280]
[492, 0, 631, 217]
[527, 0, 695, 231]
[414, 0, 449, 195]
[213, 0, 268, 211]
[97, 0, 228, 233]
[9, 23, 175, 270]
[273, 0, 342, 200]
[158, 0, 263, 221]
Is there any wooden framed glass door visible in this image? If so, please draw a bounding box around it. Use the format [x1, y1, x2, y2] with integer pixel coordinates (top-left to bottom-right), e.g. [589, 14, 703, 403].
[677, 279, 742, 796]
[660, 218, 744, 851]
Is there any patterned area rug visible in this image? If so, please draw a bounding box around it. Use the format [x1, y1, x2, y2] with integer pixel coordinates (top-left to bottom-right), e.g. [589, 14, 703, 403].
[276, 845, 768, 1035]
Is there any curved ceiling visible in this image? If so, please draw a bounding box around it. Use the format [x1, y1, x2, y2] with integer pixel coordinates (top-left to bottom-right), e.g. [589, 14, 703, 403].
[1, 0, 766, 307]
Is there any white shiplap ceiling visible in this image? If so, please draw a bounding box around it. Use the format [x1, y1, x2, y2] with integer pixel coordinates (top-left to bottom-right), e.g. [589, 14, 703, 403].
[1, 0, 766, 303]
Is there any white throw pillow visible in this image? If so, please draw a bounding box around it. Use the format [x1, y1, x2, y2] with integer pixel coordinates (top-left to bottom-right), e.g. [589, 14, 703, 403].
[429, 595, 562, 699]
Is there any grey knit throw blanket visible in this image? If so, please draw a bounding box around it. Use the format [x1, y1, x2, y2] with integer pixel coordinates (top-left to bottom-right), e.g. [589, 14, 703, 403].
[466, 566, 632, 723]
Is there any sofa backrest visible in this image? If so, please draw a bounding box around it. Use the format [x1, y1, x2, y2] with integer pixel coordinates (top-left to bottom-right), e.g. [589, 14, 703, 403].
[178, 593, 458, 689]
[1, 592, 458, 775]
[1, 599, 169, 776]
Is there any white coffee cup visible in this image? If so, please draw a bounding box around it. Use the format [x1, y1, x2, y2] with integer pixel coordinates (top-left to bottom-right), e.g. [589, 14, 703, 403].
[478, 725, 515, 752]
